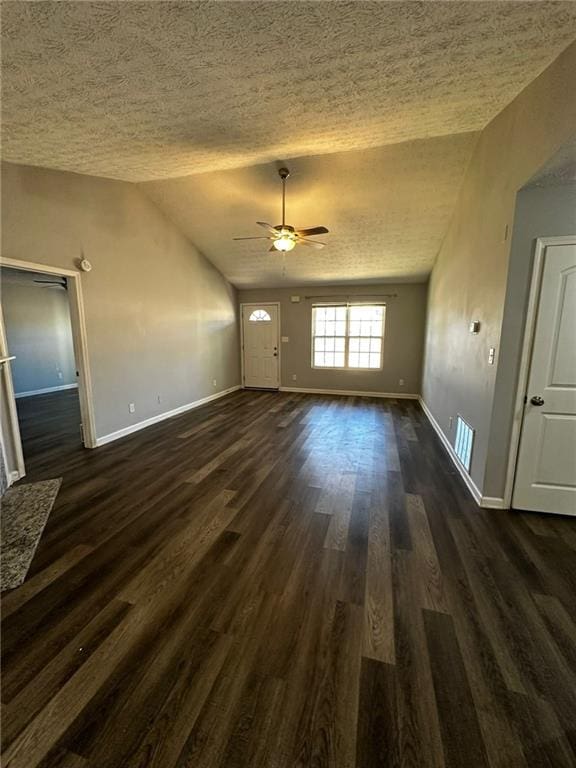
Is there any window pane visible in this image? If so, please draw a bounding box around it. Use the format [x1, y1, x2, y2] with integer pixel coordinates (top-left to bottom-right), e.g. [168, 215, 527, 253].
[248, 309, 271, 322]
[348, 352, 360, 367]
[314, 304, 383, 370]
[334, 352, 345, 367]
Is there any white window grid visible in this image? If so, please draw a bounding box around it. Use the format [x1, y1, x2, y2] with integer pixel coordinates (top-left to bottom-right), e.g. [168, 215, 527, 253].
[311, 304, 385, 370]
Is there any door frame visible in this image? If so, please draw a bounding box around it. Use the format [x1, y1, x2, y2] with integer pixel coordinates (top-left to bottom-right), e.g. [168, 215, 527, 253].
[0, 257, 98, 482]
[505, 235, 576, 509]
[240, 302, 281, 389]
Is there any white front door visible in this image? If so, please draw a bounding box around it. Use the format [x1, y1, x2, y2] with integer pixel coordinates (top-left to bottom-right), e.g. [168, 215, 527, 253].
[241, 304, 280, 389]
[513, 241, 576, 516]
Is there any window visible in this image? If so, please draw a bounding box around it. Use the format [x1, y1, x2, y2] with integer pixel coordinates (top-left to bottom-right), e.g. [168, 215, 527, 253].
[312, 304, 385, 369]
[248, 309, 271, 322]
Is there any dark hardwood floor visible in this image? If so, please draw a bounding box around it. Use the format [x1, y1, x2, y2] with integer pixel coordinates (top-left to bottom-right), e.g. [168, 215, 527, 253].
[2, 389, 575, 768]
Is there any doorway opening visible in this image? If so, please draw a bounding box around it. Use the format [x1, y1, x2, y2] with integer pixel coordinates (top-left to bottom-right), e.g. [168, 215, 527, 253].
[0, 259, 96, 487]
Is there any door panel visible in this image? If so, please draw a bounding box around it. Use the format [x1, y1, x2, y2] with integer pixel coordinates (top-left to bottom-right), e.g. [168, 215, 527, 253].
[242, 304, 279, 389]
[513, 243, 576, 515]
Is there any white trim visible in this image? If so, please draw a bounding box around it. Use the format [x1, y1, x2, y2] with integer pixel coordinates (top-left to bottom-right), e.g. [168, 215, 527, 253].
[480, 496, 507, 509]
[279, 386, 418, 399]
[0, 257, 97, 450]
[15, 383, 78, 399]
[0, 301, 26, 480]
[0, 257, 80, 278]
[419, 397, 483, 507]
[504, 235, 576, 509]
[96, 385, 241, 446]
[240, 302, 281, 389]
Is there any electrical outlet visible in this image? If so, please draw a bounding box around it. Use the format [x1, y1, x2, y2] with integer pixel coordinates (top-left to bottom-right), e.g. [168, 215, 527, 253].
[449, 416, 453, 430]
[212, 379, 217, 387]
[292, 374, 297, 381]
[488, 347, 496, 365]
[129, 403, 135, 413]
[157, 395, 161, 404]
[399, 378, 405, 386]
[57, 371, 63, 380]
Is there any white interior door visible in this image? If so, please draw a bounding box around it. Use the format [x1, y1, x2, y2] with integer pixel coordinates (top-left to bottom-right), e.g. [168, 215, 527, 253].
[242, 304, 280, 389]
[513, 241, 576, 515]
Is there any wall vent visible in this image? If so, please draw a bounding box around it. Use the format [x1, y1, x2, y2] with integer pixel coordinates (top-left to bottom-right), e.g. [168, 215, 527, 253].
[454, 415, 474, 472]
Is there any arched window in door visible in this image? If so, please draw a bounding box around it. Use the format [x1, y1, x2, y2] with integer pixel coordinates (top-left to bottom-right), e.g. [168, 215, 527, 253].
[248, 309, 272, 322]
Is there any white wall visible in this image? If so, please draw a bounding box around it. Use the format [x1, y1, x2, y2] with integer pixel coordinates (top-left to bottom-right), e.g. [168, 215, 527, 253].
[1, 277, 77, 396]
[1, 162, 241, 441]
[422, 42, 576, 497]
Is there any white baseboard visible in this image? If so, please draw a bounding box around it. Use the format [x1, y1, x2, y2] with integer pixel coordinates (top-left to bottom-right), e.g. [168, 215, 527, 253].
[279, 386, 419, 400]
[15, 383, 78, 399]
[480, 496, 507, 509]
[96, 385, 241, 447]
[419, 397, 484, 507]
[8, 469, 22, 487]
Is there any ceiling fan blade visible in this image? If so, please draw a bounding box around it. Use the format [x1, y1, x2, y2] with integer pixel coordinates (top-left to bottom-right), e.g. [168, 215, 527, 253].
[295, 226, 329, 236]
[233, 236, 273, 241]
[257, 221, 279, 235]
[297, 238, 326, 249]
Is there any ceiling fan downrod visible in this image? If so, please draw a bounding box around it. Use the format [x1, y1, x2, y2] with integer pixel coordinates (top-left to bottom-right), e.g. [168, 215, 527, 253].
[278, 167, 290, 230]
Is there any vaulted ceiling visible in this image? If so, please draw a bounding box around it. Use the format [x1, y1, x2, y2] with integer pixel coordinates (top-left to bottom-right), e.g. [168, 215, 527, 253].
[3, 1, 576, 285]
[141, 134, 478, 287]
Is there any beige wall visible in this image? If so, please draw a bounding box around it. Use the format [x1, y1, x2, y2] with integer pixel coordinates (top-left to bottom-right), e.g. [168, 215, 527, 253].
[1, 277, 77, 395]
[422, 42, 576, 497]
[1, 162, 240, 439]
[238, 283, 427, 395]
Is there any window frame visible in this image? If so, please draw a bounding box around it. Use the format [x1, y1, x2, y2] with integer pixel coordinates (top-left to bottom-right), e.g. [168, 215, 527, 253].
[310, 302, 386, 371]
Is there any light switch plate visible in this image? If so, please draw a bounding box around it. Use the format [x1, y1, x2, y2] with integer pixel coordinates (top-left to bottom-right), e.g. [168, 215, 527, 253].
[281, 336, 289, 343]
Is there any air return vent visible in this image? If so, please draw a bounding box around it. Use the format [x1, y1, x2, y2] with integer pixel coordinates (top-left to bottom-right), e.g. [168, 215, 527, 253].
[454, 415, 474, 472]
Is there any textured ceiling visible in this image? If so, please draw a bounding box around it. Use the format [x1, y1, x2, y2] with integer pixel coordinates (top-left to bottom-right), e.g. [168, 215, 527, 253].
[525, 135, 576, 188]
[3, 1, 576, 181]
[142, 133, 478, 287]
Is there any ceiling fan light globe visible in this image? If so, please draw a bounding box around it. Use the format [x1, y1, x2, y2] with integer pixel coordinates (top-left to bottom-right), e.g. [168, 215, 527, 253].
[273, 236, 296, 252]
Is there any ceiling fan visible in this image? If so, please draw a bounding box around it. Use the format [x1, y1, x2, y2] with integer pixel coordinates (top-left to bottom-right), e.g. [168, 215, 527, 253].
[233, 167, 329, 252]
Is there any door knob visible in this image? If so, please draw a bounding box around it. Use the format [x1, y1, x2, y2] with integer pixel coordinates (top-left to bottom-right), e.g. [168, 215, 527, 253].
[530, 395, 545, 406]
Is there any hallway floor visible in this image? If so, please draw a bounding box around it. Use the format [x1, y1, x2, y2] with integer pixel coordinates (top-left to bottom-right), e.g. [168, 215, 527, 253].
[1, 390, 575, 767]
